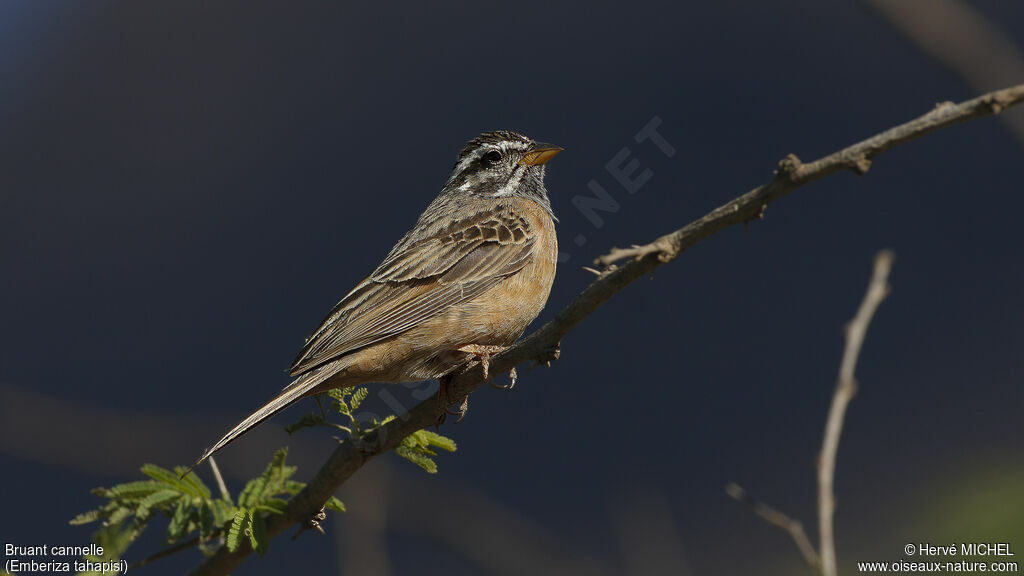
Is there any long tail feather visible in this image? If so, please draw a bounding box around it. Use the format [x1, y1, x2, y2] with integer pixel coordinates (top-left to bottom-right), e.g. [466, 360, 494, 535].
[184, 365, 337, 476]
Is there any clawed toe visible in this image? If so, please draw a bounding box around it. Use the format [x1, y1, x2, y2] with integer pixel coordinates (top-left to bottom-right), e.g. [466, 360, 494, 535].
[436, 345, 517, 422]
[489, 366, 517, 390]
[445, 395, 469, 422]
[531, 343, 560, 368]
[456, 344, 507, 381]
[436, 374, 469, 423]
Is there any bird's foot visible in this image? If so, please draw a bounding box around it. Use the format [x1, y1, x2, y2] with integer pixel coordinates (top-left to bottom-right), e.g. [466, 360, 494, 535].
[531, 342, 561, 368]
[445, 395, 469, 422]
[435, 344, 510, 425]
[435, 375, 469, 424]
[490, 366, 517, 390]
[456, 343, 507, 381]
[436, 374, 453, 412]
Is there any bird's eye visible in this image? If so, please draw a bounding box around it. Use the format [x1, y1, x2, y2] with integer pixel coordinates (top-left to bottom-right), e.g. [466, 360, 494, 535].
[484, 150, 502, 164]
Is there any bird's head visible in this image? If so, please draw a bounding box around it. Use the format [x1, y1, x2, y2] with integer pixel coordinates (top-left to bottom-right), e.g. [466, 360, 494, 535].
[444, 131, 562, 210]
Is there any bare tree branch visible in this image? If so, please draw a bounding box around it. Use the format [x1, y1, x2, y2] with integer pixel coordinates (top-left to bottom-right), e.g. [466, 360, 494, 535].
[188, 84, 1023, 576]
[727, 251, 894, 575]
[596, 84, 1024, 267]
[725, 483, 820, 571]
[818, 250, 894, 576]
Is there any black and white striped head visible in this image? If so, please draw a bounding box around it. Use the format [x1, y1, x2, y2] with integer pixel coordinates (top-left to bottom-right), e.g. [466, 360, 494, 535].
[444, 131, 561, 213]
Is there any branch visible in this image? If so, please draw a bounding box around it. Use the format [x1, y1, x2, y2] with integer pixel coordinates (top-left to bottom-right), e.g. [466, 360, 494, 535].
[818, 250, 894, 576]
[727, 251, 893, 573]
[596, 84, 1024, 267]
[188, 85, 1023, 575]
[726, 483, 821, 571]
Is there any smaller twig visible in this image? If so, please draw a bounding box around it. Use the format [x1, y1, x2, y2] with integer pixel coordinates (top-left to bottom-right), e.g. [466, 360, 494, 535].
[206, 457, 230, 547]
[818, 250, 894, 576]
[208, 456, 230, 501]
[595, 242, 670, 267]
[726, 483, 821, 571]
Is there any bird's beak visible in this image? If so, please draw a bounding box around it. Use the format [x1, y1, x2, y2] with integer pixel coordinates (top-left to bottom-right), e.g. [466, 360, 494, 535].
[519, 143, 563, 166]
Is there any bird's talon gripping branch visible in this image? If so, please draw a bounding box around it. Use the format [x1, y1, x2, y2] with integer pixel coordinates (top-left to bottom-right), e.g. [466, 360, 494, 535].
[436, 374, 469, 422]
[531, 343, 561, 368]
[490, 366, 517, 390]
[435, 374, 455, 412]
[456, 344, 508, 381]
[445, 396, 470, 422]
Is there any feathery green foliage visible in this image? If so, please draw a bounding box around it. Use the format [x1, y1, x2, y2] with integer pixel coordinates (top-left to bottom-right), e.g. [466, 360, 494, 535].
[392, 422, 458, 474]
[72, 385, 454, 568]
[70, 448, 343, 565]
[286, 386, 458, 473]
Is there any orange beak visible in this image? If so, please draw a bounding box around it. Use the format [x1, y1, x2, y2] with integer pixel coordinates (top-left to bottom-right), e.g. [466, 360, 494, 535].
[518, 144, 563, 166]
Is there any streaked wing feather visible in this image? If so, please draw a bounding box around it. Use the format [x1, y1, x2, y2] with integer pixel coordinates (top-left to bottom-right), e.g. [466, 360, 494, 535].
[289, 209, 535, 376]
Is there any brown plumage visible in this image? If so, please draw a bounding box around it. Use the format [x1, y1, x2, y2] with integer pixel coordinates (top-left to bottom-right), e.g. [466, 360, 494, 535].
[189, 131, 561, 471]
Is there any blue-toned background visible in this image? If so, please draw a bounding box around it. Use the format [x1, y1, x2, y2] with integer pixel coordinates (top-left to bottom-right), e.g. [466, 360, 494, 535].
[2, 1, 1022, 574]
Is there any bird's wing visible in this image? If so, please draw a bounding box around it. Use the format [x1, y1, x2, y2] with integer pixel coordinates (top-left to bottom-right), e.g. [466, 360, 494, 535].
[289, 206, 536, 376]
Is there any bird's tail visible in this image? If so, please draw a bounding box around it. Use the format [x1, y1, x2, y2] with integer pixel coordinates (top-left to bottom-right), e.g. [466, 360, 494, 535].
[184, 364, 338, 476]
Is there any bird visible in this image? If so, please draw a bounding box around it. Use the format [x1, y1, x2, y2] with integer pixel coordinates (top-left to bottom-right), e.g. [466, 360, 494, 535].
[189, 130, 561, 472]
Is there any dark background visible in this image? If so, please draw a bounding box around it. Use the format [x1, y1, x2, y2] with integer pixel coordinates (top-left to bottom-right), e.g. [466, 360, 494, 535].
[2, 2, 1022, 575]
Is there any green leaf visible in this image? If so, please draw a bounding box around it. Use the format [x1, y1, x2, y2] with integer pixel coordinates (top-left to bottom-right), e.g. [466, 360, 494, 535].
[70, 508, 105, 526]
[86, 520, 143, 567]
[71, 500, 124, 527]
[134, 501, 154, 525]
[106, 505, 134, 526]
[238, 476, 268, 509]
[416, 429, 457, 452]
[395, 445, 438, 474]
[176, 467, 213, 499]
[238, 448, 295, 508]
[282, 480, 306, 495]
[245, 509, 258, 551]
[199, 500, 214, 539]
[325, 496, 346, 513]
[349, 387, 369, 410]
[250, 510, 269, 556]
[140, 464, 210, 498]
[225, 508, 248, 553]
[138, 489, 181, 510]
[210, 498, 237, 527]
[392, 428, 456, 474]
[166, 499, 192, 543]
[98, 480, 164, 500]
[329, 388, 352, 415]
[255, 498, 289, 515]
[284, 413, 326, 435]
